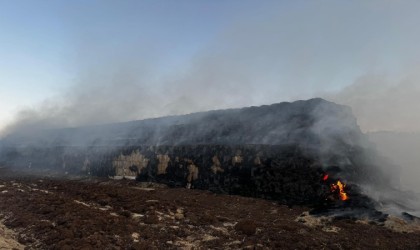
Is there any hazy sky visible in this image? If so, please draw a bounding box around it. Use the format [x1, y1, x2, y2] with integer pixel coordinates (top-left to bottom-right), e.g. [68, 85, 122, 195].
[1, 0, 420, 134]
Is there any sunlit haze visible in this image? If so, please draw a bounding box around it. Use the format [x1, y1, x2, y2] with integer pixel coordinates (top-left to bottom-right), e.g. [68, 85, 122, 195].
[1, 0, 420, 134]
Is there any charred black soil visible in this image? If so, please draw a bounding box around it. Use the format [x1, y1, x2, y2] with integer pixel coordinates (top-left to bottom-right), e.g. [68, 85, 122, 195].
[0, 168, 419, 250]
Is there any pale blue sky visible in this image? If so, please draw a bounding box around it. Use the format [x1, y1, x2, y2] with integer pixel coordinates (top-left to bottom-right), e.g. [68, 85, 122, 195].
[1, 0, 420, 132]
[0, 0, 239, 125]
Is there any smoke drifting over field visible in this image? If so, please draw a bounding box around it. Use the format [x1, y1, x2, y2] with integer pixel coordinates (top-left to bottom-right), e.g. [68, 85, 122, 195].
[326, 73, 420, 133]
[3, 70, 420, 137]
[324, 73, 420, 195]
[2, 1, 420, 136]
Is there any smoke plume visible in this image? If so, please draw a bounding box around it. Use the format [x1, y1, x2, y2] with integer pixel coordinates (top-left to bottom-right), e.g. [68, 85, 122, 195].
[3, 1, 420, 136]
[325, 73, 420, 132]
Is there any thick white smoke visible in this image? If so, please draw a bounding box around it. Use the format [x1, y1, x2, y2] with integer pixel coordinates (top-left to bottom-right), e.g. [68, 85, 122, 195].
[3, 1, 420, 136]
[323, 73, 420, 192]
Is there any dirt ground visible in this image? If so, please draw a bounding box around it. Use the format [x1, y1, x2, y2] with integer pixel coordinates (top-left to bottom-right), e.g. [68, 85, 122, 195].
[0, 168, 419, 250]
[0, 220, 25, 250]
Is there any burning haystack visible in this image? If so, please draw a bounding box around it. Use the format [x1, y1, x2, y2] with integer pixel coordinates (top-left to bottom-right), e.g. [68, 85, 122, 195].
[0, 98, 416, 219]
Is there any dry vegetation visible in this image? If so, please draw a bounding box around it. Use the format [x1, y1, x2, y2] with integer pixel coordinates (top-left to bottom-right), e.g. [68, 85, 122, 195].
[0, 168, 419, 249]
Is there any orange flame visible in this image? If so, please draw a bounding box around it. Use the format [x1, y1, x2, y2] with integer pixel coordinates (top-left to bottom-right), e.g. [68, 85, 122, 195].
[331, 180, 349, 201]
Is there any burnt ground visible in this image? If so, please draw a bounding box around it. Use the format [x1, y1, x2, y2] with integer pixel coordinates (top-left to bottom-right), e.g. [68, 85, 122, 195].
[0, 168, 419, 250]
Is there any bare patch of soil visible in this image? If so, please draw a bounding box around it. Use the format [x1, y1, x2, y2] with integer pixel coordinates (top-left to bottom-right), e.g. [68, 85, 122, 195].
[0, 219, 25, 250]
